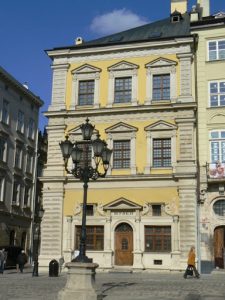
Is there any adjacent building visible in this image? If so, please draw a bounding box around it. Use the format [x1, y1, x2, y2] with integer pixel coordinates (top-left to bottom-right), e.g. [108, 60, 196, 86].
[39, 0, 198, 271]
[0, 66, 44, 254]
[190, 3, 225, 272]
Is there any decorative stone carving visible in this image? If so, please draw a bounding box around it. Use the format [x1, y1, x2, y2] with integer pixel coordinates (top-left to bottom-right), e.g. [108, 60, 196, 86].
[74, 204, 82, 216]
[96, 203, 106, 217]
[164, 198, 179, 216]
[141, 203, 151, 216]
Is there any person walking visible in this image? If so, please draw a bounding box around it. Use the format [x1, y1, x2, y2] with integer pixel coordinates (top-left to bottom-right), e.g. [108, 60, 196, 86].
[183, 246, 200, 279]
[16, 250, 27, 273]
[0, 249, 7, 274]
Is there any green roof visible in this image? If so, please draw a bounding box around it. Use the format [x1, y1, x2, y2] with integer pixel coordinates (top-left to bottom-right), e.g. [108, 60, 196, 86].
[52, 13, 191, 51]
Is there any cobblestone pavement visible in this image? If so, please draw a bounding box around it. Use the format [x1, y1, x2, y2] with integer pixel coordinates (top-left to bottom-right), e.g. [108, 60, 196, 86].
[0, 268, 225, 300]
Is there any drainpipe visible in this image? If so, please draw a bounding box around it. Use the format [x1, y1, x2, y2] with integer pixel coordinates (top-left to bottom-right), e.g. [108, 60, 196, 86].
[193, 33, 201, 274]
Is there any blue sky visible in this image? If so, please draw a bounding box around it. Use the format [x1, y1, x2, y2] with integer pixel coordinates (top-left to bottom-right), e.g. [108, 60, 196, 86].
[0, 0, 223, 130]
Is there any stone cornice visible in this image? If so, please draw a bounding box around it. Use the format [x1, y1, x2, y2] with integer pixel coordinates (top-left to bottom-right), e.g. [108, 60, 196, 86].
[46, 37, 194, 59]
[44, 102, 197, 118]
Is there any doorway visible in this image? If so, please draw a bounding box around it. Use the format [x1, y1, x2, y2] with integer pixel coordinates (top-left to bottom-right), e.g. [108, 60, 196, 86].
[214, 226, 225, 268]
[115, 223, 133, 266]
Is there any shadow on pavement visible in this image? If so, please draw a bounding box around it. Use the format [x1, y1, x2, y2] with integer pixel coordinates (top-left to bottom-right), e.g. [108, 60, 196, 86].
[102, 281, 136, 294]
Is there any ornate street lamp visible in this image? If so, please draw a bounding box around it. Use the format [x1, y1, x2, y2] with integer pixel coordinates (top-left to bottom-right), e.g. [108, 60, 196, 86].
[32, 204, 44, 276]
[59, 118, 112, 263]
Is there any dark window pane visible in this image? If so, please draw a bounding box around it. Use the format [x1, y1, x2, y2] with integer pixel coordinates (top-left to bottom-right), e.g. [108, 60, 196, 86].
[145, 226, 171, 252]
[152, 74, 170, 100]
[78, 80, 94, 105]
[113, 140, 130, 169]
[75, 225, 104, 251]
[114, 77, 132, 103]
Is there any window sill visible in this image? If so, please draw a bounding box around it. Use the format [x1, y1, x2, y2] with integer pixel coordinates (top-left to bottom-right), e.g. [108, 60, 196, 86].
[206, 59, 225, 63]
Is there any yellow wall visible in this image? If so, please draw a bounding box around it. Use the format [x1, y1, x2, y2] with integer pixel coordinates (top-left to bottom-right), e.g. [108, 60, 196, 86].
[65, 54, 180, 109]
[64, 187, 178, 216]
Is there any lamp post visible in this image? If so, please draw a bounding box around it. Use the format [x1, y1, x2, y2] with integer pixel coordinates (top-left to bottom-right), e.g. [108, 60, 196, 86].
[59, 118, 112, 263]
[32, 204, 44, 276]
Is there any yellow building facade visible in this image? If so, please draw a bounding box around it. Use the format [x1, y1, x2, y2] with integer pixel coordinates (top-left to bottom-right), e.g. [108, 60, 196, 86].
[39, 10, 198, 271]
[191, 9, 225, 273]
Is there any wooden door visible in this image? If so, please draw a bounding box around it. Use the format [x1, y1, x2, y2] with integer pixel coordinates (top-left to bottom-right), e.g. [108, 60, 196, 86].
[214, 226, 225, 268]
[115, 223, 133, 266]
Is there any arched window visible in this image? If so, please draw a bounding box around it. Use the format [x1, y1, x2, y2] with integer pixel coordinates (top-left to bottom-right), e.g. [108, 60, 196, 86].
[213, 199, 225, 216]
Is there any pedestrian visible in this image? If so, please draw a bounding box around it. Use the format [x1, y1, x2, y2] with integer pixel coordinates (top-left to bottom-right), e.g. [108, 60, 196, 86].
[16, 250, 27, 273]
[183, 246, 200, 279]
[0, 248, 7, 274]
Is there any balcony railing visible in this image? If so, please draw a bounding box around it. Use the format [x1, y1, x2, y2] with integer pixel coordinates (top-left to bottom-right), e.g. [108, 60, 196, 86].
[207, 162, 225, 179]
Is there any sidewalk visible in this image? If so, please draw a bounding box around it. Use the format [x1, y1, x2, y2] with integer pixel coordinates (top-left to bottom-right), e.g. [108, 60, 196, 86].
[1, 268, 225, 300]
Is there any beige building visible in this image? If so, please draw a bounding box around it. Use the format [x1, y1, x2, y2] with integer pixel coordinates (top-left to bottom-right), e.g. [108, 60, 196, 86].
[39, 1, 199, 272]
[0, 66, 43, 255]
[190, 3, 225, 272]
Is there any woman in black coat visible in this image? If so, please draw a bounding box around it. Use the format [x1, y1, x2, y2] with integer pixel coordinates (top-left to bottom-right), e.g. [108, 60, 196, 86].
[17, 250, 27, 273]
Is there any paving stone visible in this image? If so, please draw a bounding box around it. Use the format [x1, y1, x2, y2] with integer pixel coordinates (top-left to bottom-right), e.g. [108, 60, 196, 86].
[0, 268, 225, 300]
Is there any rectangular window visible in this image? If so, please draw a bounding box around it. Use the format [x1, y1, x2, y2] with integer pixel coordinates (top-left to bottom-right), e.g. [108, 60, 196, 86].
[0, 137, 6, 162]
[15, 146, 23, 169]
[152, 74, 170, 100]
[75, 225, 104, 250]
[12, 182, 20, 205]
[114, 77, 132, 103]
[153, 138, 171, 167]
[113, 140, 130, 169]
[17, 110, 25, 133]
[86, 204, 94, 216]
[210, 131, 225, 163]
[208, 40, 225, 61]
[2, 99, 9, 124]
[78, 80, 94, 106]
[152, 205, 162, 216]
[209, 81, 225, 107]
[28, 118, 35, 139]
[145, 226, 171, 252]
[26, 153, 33, 174]
[24, 186, 31, 207]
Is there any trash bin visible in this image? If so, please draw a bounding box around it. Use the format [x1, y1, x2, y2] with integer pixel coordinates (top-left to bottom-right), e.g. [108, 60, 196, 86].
[49, 259, 59, 277]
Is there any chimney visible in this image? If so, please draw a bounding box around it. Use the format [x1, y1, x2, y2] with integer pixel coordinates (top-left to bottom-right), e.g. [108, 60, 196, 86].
[197, 0, 210, 17]
[171, 0, 187, 14]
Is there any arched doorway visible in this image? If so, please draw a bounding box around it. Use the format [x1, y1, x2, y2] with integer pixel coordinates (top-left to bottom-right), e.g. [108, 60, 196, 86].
[115, 223, 133, 266]
[214, 226, 225, 268]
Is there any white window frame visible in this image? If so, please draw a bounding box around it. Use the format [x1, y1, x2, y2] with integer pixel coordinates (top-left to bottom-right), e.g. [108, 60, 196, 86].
[145, 58, 177, 105]
[208, 80, 225, 107]
[144, 121, 177, 173]
[209, 130, 225, 163]
[208, 39, 225, 61]
[107, 61, 139, 107]
[71, 64, 101, 109]
[17, 110, 25, 133]
[105, 123, 138, 175]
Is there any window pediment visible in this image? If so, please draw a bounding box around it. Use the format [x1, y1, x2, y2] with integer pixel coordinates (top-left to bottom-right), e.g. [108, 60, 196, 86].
[145, 58, 177, 69]
[145, 120, 177, 131]
[71, 64, 101, 74]
[105, 122, 138, 133]
[108, 61, 139, 71]
[104, 197, 141, 210]
[209, 113, 225, 124]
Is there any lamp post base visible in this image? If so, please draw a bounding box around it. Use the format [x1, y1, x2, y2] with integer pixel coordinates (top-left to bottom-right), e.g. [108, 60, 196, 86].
[58, 262, 102, 300]
[32, 261, 39, 277]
